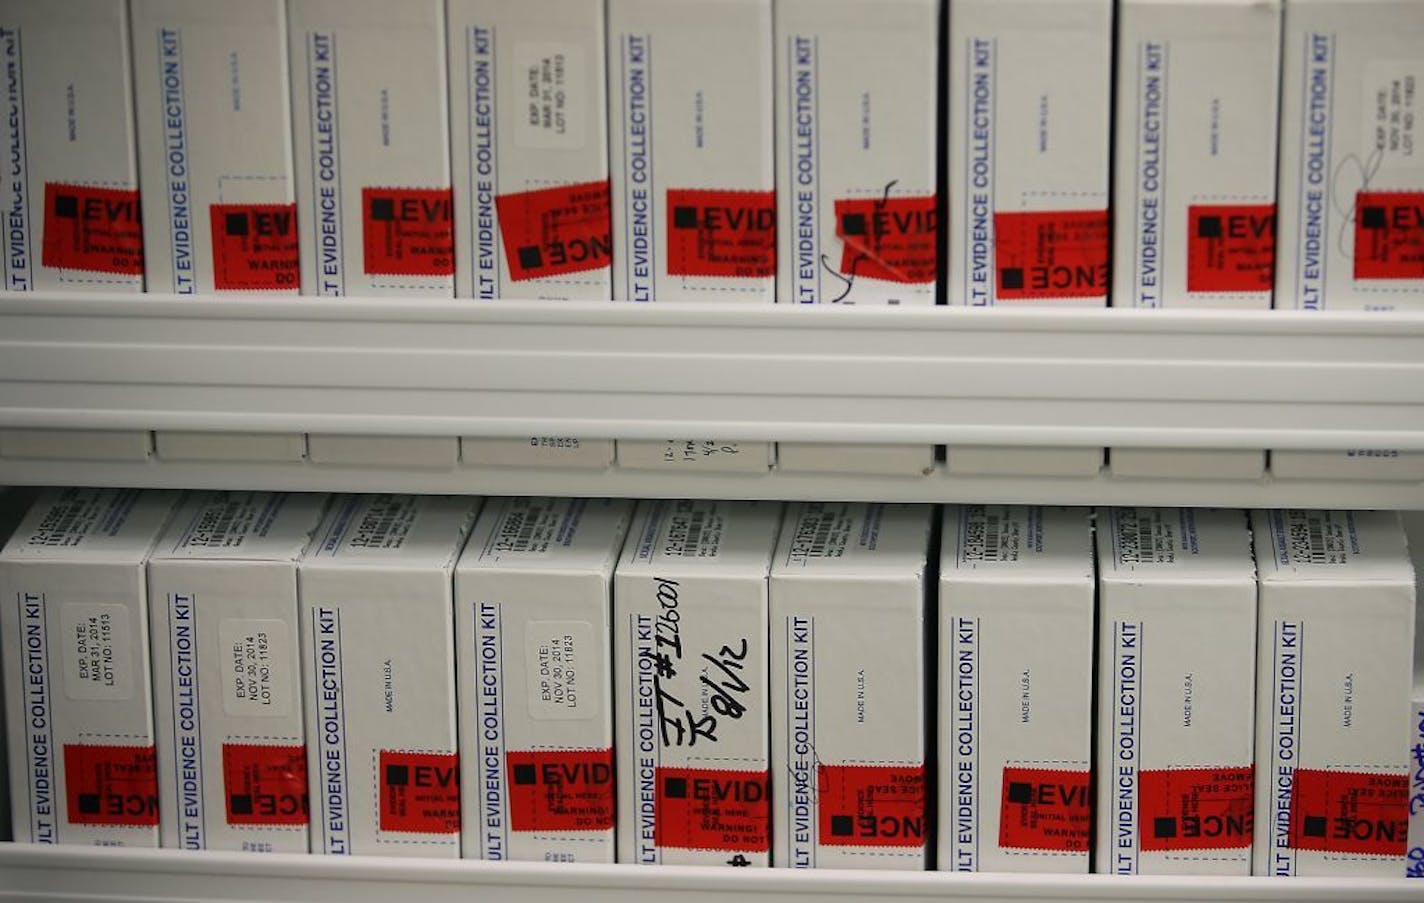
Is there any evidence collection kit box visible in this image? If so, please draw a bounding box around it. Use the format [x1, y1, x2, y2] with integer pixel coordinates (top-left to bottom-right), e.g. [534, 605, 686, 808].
[939, 505, 1094, 874]
[1276, 0, 1424, 312]
[769, 502, 932, 870]
[946, 0, 1112, 309]
[288, 0, 454, 297]
[770, 0, 937, 478]
[614, 499, 782, 867]
[446, 0, 611, 301]
[455, 496, 632, 863]
[608, 0, 775, 474]
[298, 493, 480, 857]
[1096, 507, 1257, 875]
[130, 0, 298, 294]
[0, 0, 144, 293]
[774, 0, 938, 307]
[1, 489, 180, 846]
[1112, 0, 1281, 311]
[147, 491, 327, 853]
[1253, 508, 1415, 877]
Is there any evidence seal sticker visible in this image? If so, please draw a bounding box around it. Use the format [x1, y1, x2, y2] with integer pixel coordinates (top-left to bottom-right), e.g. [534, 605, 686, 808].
[834, 195, 937, 284]
[1289, 768, 1409, 857]
[817, 764, 926, 848]
[223, 743, 308, 826]
[1353, 191, 1424, 280]
[42, 183, 144, 275]
[1138, 765, 1253, 852]
[378, 750, 460, 834]
[210, 203, 300, 291]
[64, 743, 159, 826]
[654, 766, 770, 852]
[998, 765, 1092, 852]
[994, 209, 1109, 300]
[361, 187, 455, 276]
[1186, 204, 1275, 293]
[495, 180, 611, 281]
[666, 188, 775, 279]
[506, 748, 614, 832]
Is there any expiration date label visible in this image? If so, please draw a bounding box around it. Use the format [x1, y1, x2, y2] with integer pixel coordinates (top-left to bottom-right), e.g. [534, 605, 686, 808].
[61, 603, 132, 700]
[513, 42, 585, 150]
[525, 620, 597, 720]
[219, 618, 292, 717]
[1363, 61, 1419, 166]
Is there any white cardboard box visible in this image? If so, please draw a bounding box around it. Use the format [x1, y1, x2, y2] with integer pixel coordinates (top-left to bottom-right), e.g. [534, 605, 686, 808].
[771, 0, 936, 476]
[1, 488, 181, 846]
[614, 498, 782, 867]
[455, 496, 632, 862]
[288, 0, 454, 297]
[131, 0, 298, 294]
[1097, 506, 1257, 875]
[148, 491, 328, 853]
[0, 0, 143, 292]
[939, 505, 1094, 874]
[608, 0, 775, 472]
[1252, 508, 1415, 877]
[774, 0, 937, 307]
[770, 502, 931, 870]
[299, 494, 480, 857]
[1276, 0, 1424, 311]
[608, 0, 775, 304]
[946, 0, 1112, 307]
[1112, 0, 1280, 310]
[447, 0, 611, 300]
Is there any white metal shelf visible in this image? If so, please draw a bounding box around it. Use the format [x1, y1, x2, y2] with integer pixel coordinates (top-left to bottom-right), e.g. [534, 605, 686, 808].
[1, 455, 1421, 508]
[0, 844, 1416, 903]
[0, 294, 1421, 446]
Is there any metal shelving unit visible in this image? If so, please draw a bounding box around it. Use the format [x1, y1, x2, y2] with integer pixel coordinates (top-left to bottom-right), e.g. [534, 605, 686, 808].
[1, 293, 1421, 899]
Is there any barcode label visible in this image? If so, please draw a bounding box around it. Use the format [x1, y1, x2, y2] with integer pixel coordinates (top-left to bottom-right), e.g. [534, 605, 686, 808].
[787, 504, 850, 563]
[1281, 509, 1347, 566]
[960, 505, 1018, 564]
[26, 490, 103, 547]
[483, 498, 558, 557]
[1114, 508, 1175, 566]
[347, 495, 420, 550]
[179, 496, 259, 550]
[662, 502, 723, 558]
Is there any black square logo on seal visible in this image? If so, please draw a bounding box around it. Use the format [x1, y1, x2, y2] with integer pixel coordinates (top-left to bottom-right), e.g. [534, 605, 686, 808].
[1197, 215, 1222, 238]
[830, 814, 853, 837]
[517, 245, 543, 270]
[1361, 207, 1387, 230]
[226, 212, 249, 236]
[1303, 815, 1327, 838]
[513, 763, 537, 786]
[77, 793, 100, 814]
[54, 194, 79, 218]
[1007, 782, 1032, 805]
[385, 764, 409, 787]
[229, 794, 253, 815]
[841, 213, 867, 236]
[1153, 817, 1177, 839]
[370, 198, 395, 221]
[1000, 267, 1024, 290]
[663, 776, 687, 799]
[673, 206, 698, 229]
